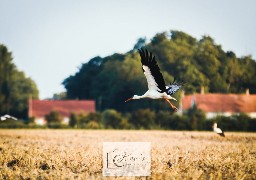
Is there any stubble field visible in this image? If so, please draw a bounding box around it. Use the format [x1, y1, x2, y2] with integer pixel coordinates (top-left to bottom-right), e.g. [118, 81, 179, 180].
[0, 130, 255, 179]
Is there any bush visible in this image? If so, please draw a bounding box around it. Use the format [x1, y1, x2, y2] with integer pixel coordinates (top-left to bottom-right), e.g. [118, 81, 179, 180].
[169, 114, 190, 130]
[155, 111, 172, 129]
[120, 118, 133, 129]
[130, 109, 155, 129]
[69, 113, 79, 128]
[248, 119, 256, 132]
[27, 117, 35, 124]
[69, 112, 102, 128]
[235, 113, 250, 131]
[45, 111, 63, 123]
[102, 109, 125, 129]
[83, 112, 101, 123]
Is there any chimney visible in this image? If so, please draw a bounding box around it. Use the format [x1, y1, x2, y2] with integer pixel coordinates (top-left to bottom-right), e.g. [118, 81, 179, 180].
[201, 86, 204, 95]
[178, 90, 185, 115]
[246, 88, 250, 96]
[28, 95, 32, 117]
[191, 93, 196, 108]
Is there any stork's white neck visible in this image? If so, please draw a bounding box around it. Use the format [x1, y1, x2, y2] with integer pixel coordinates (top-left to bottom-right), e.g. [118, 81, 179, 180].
[133, 95, 142, 99]
[213, 123, 218, 128]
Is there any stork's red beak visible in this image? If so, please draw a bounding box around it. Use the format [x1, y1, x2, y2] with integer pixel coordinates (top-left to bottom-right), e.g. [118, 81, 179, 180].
[125, 98, 133, 102]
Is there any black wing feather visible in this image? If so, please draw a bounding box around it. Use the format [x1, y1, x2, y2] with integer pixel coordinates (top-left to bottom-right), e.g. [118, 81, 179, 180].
[138, 48, 166, 93]
[166, 78, 183, 95]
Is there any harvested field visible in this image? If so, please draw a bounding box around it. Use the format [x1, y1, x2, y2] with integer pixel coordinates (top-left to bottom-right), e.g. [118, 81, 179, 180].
[0, 130, 255, 179]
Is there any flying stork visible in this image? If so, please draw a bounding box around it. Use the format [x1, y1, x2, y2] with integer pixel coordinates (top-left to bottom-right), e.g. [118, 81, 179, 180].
[212, 123, 225, 137]
[125, 48, 183, 111]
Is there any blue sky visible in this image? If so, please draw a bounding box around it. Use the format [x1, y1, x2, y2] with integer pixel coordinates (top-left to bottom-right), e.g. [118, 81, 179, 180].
[0, 0, 255, 99]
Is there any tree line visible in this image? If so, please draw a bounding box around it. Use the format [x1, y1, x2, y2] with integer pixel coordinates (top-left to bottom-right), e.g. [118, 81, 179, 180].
[63, 30, 256, 112]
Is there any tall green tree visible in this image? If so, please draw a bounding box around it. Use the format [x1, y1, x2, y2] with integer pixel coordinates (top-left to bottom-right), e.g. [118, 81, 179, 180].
[0, 44, 39, 118]
[0, 45, 14, 114]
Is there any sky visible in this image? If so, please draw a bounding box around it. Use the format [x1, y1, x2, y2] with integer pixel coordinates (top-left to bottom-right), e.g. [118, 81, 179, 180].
[0, 0, 255, 99]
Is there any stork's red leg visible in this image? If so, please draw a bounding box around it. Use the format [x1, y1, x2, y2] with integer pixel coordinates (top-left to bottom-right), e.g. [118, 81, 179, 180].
[164, 98, 178, 111]
[125, 98, 133, 102]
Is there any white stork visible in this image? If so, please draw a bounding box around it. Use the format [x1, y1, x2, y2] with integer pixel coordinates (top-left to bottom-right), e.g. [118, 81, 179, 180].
[212, 123, 225, 137]
[125, 48, 183, 111]
[0, 114, 18, 121]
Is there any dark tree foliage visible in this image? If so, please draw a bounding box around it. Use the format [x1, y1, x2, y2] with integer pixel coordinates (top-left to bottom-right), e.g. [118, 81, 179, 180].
[63, 56, 103, 100]
[0, 44, 39, 118]
[63, 30, 256, 112]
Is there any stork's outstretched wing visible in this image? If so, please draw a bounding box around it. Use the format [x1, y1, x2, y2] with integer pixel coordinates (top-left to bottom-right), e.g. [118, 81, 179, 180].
[166, 79, 183, 95]
[138, 49, 166, 93]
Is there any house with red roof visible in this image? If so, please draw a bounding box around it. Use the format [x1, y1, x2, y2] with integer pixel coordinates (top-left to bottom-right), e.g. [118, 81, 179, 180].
[180, 89, 256, 119]
[28, 99, 96, 125]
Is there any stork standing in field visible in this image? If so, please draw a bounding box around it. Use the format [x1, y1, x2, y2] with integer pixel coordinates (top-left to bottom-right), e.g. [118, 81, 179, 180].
[212, 122, 225, 137]
[125, 48, 183, 111]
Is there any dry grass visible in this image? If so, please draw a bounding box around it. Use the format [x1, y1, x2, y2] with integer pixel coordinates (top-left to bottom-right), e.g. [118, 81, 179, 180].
[0, 130, 255, 179]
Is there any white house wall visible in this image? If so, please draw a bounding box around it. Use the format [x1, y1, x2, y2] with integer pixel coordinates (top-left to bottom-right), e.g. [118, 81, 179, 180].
[206, 112, 256, 119]
[63, 117, 70, 125]
[35, 118, 47, 125]
[248, 113, 256, 118]
[34, 117, 70, 125]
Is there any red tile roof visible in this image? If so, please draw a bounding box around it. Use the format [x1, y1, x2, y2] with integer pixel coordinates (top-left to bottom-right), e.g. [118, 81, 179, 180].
[29, 100, 96, 117]
[182, 93, 256, 113]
